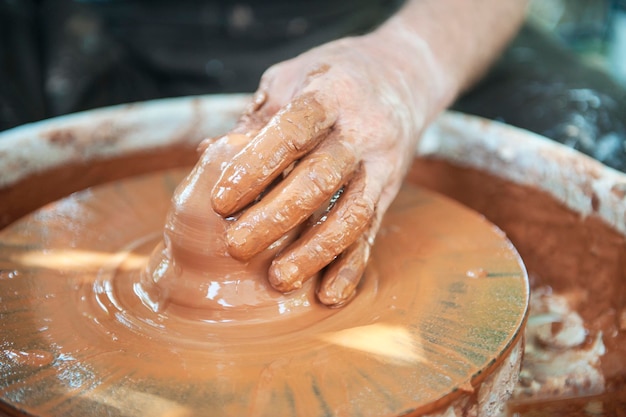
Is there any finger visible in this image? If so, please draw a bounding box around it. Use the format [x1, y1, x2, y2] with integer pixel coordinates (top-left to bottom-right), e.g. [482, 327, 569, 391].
[197, 131, 258, 155]
[232, 89, 273, 134]
[211, 93, 336, 216]
[197, 136, 217, 154]
[225, 138, 358, 261]
[316, 235, 370, 307]
[198, 89, 270, 155]
[268, 166, 376, 292]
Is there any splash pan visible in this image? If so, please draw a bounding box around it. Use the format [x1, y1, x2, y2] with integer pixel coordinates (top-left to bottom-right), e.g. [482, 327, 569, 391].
[0, 163, 527, 416]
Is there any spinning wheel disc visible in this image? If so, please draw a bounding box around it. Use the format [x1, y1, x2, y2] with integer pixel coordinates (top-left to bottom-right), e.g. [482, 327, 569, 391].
[0, 168, 528, 417]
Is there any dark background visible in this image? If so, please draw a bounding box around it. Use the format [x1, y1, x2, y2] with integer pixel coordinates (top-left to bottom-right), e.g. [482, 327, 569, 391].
[1, 0, 625, 171]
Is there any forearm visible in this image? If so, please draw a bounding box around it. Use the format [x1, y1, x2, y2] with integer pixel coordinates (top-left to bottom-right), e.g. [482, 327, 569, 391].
[367, 0, 529, 122]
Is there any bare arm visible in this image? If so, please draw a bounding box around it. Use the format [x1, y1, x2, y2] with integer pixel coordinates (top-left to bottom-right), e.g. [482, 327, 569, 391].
[371, 0, 529, 120]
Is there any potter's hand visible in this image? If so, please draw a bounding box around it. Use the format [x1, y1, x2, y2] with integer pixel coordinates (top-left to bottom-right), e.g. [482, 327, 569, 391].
[210, 0, 527, 306]
[210, 34, 430, 307]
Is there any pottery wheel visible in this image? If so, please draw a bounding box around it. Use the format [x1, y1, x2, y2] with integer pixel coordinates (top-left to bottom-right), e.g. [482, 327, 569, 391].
[0, 168, 528, 417]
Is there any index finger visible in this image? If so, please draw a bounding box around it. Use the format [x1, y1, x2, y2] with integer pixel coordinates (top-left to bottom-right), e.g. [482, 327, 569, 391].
[211, 93, 336, 216]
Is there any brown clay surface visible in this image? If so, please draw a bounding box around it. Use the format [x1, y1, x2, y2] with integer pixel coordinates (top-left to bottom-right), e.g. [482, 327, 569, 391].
[0, 166, 527, 416]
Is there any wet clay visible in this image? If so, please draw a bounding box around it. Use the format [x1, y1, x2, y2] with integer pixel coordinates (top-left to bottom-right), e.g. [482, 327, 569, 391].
[141, 132, 319, 317]
[210, 94, 367, 299]
[0, 164, 527, 416]
[211, 94, 336, 218]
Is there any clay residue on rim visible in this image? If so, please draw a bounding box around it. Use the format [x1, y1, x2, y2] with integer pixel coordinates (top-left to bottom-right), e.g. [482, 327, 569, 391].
[408, 158, 626, 397]
[0, 94, 252, 227]
[0, 145, 199, 229]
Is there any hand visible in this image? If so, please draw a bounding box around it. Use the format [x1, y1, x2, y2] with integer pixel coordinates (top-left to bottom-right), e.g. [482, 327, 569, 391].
[210, 34, 434, 307]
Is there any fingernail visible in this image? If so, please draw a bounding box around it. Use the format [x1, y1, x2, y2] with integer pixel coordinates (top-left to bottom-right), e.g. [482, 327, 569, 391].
[226, 225, 251, 260]
[319, 272, 356, 306]
[269, 260, 301, 292]
[211, 186, 228, 208]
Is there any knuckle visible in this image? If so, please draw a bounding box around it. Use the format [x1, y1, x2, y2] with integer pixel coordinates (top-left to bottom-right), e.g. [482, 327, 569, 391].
[344, 196, 375, 228]
[269, 258, 302, 292]
[299, 141, 357, 201]
[307, 167, 343, 199]
[282, 133, 307, 154]
[270, 94, 337, 159]
[260, 64, 280, 84]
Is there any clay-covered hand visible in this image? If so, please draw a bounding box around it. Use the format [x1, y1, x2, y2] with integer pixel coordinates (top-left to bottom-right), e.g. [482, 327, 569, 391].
[210, 34, 436, 307]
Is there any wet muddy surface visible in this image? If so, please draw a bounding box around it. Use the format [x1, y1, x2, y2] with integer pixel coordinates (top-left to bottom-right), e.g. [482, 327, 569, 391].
[0, 163, 528, 417]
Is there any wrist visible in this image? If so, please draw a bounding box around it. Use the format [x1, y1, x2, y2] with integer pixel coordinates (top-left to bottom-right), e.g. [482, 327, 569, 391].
[365, 0, 529, 123]
[362, 23, 461, 125]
